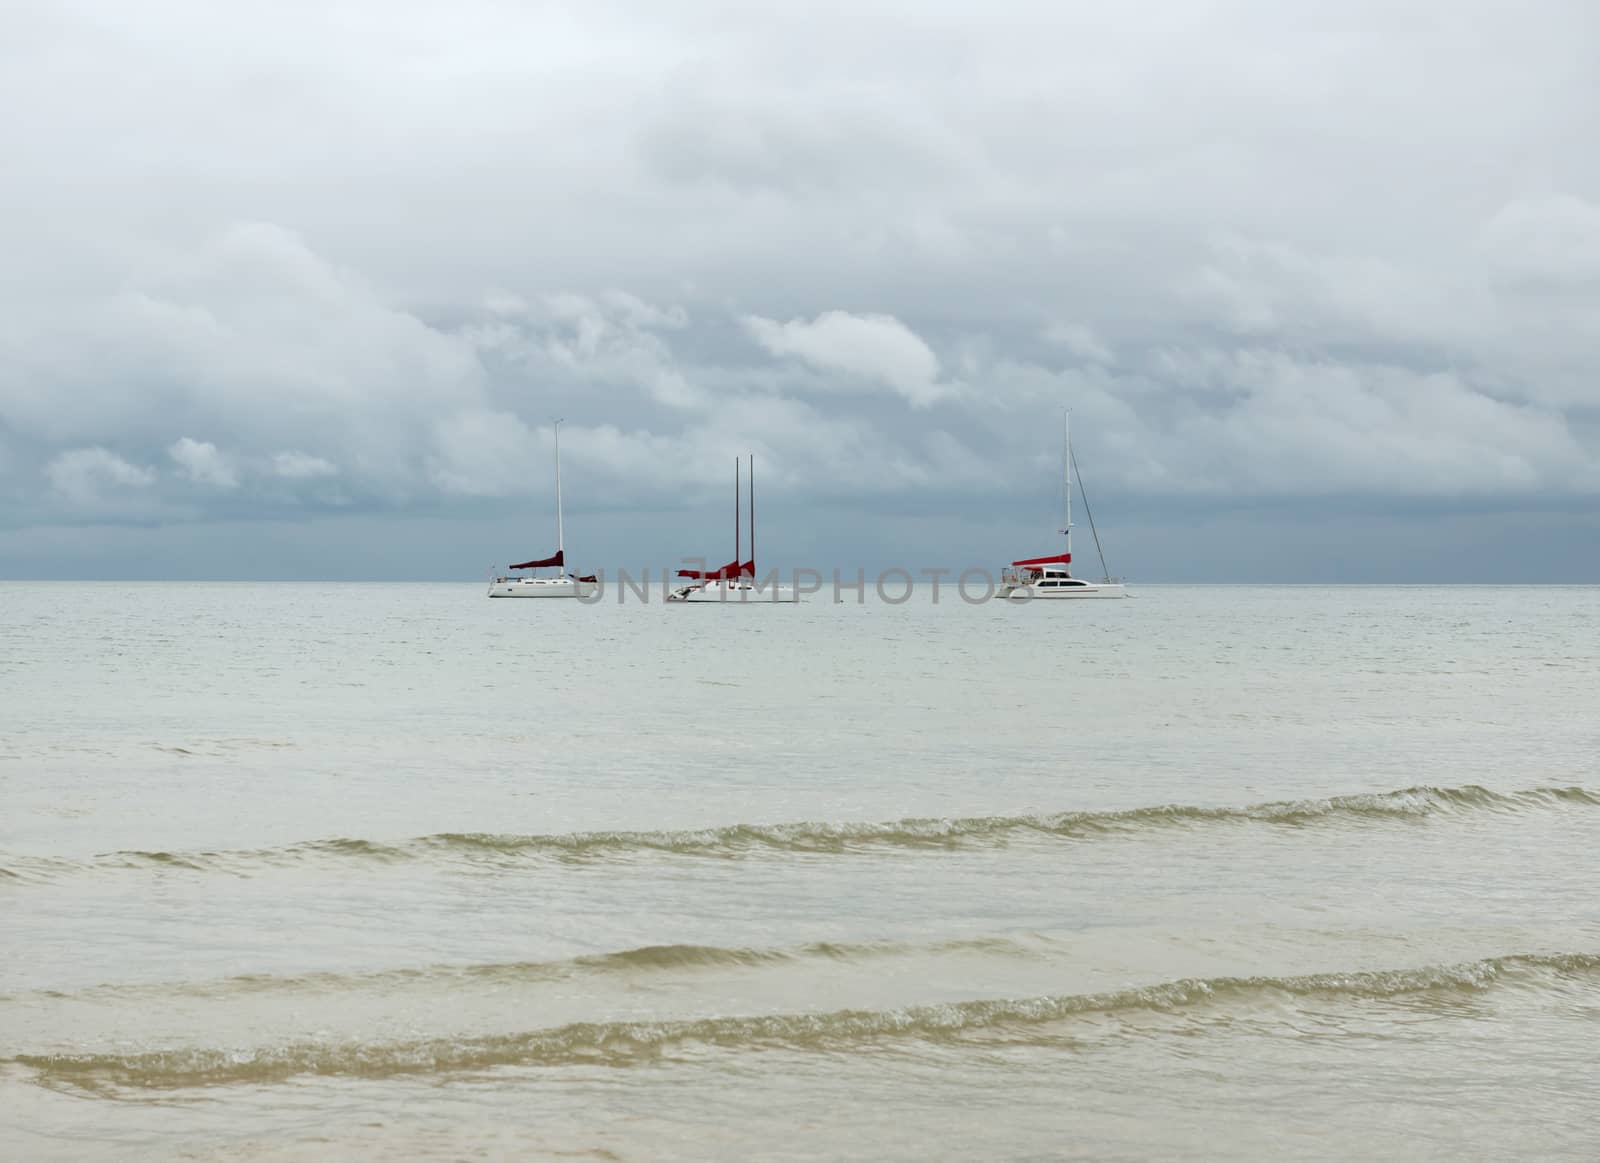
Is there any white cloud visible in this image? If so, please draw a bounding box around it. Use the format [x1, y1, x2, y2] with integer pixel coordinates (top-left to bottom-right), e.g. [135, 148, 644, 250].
[1041, 323, 1115, 365]
[168, 437, 237, 488]
[1479, 193, 1600, 291]
[427, 410, 541, 497]
[743, 311, 951, 407]
[1186, 353, 1586, 496]
[45, 448, 155, 504]
[476, 291, 705, 410]
[271, 451, 338, 479]
[597, 290, 689, 331]
[2, 222, 493, 514]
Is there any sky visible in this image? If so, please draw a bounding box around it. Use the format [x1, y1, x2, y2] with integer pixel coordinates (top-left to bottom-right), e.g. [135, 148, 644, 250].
[1, 0, 1597, 582]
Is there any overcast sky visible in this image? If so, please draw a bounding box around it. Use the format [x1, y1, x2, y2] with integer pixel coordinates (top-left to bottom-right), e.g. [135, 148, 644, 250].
[2, 0, 1596, 581]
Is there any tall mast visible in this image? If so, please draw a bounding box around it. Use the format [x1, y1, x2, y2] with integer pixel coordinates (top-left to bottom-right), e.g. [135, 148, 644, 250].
[1063, 411, 1073, 561]
[554, 418, 565, 558]
[734, 456, 741, 572]
[748, 453, 755, 576]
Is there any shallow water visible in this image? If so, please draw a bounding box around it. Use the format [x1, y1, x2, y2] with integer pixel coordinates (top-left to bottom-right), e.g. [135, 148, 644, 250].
[2, 583, 1598, 1159]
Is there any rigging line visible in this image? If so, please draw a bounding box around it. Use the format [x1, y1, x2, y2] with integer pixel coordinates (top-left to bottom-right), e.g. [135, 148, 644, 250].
[1070, 446, 1112, 582]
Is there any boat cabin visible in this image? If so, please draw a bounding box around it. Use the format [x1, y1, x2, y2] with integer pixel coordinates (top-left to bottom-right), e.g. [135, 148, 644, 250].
[1002, 562, 1096, 590]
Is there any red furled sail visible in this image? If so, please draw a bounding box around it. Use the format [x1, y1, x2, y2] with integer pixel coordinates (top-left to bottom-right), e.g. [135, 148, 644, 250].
[677, 559, 741, 580]
[740, 560, 755, 577]
[1011, 552, 1072, 567]
[576, 575, 597, 583]
[510, 550, 564, 570]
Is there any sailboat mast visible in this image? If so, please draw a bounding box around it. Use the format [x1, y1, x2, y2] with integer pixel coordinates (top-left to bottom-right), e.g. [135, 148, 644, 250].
[1063, 411, 1073, 561]
[554, 418, 565, 559]
[734, 457, 741, 573]
[748, 453, 755, 577]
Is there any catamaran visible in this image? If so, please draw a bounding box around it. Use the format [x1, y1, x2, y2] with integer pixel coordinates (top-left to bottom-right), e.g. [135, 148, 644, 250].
[997, 414, 1127, 600]
[668, 454, 796, 603]
[487, 419, 597, 599]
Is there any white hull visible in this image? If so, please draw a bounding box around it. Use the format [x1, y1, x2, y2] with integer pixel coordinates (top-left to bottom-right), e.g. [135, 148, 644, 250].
[668, 580, 797, 603]
[488, 577, 597, 599]
[999, 581, 1127, 599]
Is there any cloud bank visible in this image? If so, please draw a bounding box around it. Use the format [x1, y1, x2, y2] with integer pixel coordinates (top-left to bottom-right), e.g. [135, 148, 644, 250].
[0, 0, 1596, 578]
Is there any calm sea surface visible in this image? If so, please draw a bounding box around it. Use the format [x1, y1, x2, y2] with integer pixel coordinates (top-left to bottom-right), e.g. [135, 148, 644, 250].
[2, 583, 1598, 1160]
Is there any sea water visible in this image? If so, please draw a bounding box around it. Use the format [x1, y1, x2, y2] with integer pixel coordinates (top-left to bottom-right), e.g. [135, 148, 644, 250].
[2, 583, 1597, 1160]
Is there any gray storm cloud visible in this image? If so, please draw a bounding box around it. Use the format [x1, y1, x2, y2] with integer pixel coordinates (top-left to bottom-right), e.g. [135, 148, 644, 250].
[0, 0, 1595, 577]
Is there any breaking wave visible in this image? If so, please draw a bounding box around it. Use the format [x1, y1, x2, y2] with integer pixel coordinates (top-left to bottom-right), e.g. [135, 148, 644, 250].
[16, 952, 1600, 1090]
[3, 784, 1594, 882]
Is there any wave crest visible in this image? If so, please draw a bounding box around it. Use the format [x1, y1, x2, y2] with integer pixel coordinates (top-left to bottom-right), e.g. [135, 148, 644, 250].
[3, 784, 1592, 882]
[18, 951, 1599, 1090]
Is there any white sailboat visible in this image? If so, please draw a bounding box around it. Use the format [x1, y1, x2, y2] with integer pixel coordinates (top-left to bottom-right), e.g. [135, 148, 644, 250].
[668, 454, 796, 603]
[487, 419, 597, 599]
[997, 413, 1127, 600]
